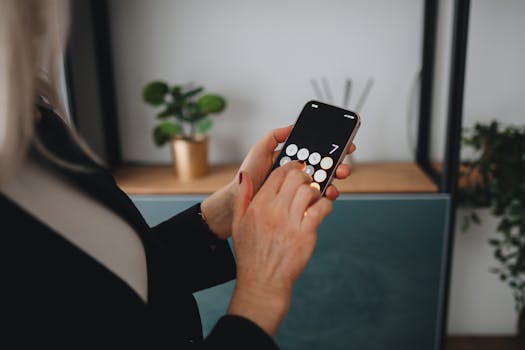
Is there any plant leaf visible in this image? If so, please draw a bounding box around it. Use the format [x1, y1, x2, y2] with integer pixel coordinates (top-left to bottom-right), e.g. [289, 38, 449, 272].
[171, 86, 182, 99]
[198, 94, 226, 114]
[185, 102, 205, 122]
[471, 211, 481, 224]
[183, 87, 204, 99]
[197, 118, 213, 134]
[461, 215, 470, 232]
[488, 238, 500, 246]
[143, 81, 169, 106]
[157, 104, 175, 119]
[153, 122, 180, 146]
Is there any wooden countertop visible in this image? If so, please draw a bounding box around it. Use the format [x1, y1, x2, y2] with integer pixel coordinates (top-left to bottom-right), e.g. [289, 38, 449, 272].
[113, 162, 438, 195]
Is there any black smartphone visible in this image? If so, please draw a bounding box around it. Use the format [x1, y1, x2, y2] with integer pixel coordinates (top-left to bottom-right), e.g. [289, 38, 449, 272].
[271, 100, 361, 196]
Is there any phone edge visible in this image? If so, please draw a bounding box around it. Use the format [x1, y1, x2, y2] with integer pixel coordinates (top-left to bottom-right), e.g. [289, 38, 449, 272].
[320, 111, 361, 197]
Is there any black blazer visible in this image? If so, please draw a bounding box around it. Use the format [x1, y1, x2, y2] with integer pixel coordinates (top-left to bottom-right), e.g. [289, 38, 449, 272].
[2, 107, 278, 349]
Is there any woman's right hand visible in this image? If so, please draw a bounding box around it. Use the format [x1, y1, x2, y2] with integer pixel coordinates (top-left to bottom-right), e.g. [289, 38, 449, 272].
[227, 160, 333, 336]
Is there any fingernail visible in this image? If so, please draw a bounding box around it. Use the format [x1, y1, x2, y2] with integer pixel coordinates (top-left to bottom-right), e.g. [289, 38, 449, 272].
[298, 160, 305, 164]
[239, 172, 243, 184]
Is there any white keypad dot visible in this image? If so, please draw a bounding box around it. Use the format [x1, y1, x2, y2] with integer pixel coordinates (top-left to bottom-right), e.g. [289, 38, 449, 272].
[320, 156, 334, 170]
[305, 165, 315, 176]
[285, 144, 298, 156]
[308, 152, 321, 165]
[297, 148, 309, 161]
[280, 156, 291, 166]
[310, 182, 321, 191]
[314, 169, 327, 183]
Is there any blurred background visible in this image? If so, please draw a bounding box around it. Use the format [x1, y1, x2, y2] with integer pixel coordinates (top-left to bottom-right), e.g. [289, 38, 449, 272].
[64, 0, 525, 349]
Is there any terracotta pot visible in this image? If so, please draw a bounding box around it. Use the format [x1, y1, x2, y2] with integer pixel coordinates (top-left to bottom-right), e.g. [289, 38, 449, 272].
[170, 136, 208, 181]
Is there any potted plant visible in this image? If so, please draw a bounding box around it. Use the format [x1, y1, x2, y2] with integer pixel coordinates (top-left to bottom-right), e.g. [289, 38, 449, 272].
[459, 121, 525, 337]
[142, 81, 226, 181]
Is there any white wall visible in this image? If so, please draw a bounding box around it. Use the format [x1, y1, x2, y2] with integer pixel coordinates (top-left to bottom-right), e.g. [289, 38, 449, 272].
[462, 0, 525, 130]
[109, 0, 424, 164]
[447, 209, 519, 335]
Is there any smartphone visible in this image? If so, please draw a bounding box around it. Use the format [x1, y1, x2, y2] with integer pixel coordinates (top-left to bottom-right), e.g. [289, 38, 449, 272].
[270, 100, 361, 196]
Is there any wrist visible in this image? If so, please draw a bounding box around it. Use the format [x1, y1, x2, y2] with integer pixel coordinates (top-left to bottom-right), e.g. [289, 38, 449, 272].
[227, 281, 291, 336]
[201, 180, 236, 240]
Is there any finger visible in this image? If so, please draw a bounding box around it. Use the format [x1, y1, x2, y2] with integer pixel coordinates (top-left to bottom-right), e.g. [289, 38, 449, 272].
[260, 160, 306, 199]
[232, 171, 254, 233]
[347, 143, 356, 154]
[324, 185, 340, 201]
[262, 125, 294, 153]
[290, 184, 321, 221]
[277, 167, 312, 205]
[301, 198, 333, 233]
[335, 163, 351, 179]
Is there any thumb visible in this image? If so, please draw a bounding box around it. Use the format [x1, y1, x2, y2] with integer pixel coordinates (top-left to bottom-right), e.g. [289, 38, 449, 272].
[232, 171, 254, 233]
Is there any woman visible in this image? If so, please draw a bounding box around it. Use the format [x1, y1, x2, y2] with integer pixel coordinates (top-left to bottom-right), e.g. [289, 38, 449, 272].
[0, 1, 355, 348]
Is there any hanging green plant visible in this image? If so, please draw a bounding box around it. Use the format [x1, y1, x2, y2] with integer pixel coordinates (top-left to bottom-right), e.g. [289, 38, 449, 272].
[459, 120, 525, 332]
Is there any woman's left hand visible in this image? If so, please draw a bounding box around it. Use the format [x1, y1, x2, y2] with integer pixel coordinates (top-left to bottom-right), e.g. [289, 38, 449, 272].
[201, 125, 356, 239]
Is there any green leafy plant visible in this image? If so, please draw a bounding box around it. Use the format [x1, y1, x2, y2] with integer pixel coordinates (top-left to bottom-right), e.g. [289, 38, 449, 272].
[142, 81, 226, 146]
[459, 121, 525, 313]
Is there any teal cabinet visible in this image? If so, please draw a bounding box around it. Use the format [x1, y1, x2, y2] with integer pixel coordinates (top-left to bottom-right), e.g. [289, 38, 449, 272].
[133, 194, 449, 350]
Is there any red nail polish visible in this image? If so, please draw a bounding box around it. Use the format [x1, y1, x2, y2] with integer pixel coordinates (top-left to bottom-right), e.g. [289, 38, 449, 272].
[239, 172, 243, 184]
[298, 160, 305, 164]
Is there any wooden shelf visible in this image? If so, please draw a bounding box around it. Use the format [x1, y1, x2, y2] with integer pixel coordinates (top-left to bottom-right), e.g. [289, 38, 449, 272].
[113, 162, 438, 195]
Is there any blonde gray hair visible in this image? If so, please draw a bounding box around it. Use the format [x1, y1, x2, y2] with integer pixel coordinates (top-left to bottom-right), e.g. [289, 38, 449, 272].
[0, 0, 100, 184]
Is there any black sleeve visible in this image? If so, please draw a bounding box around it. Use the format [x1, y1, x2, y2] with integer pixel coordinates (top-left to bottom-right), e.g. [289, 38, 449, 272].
[151, 205, 280, 348]
[150, 203, 236, 293]
[205, 315, 280, 349]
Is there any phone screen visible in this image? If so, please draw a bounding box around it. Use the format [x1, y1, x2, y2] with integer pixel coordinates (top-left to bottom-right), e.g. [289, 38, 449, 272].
[271, 100, 360, 195]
